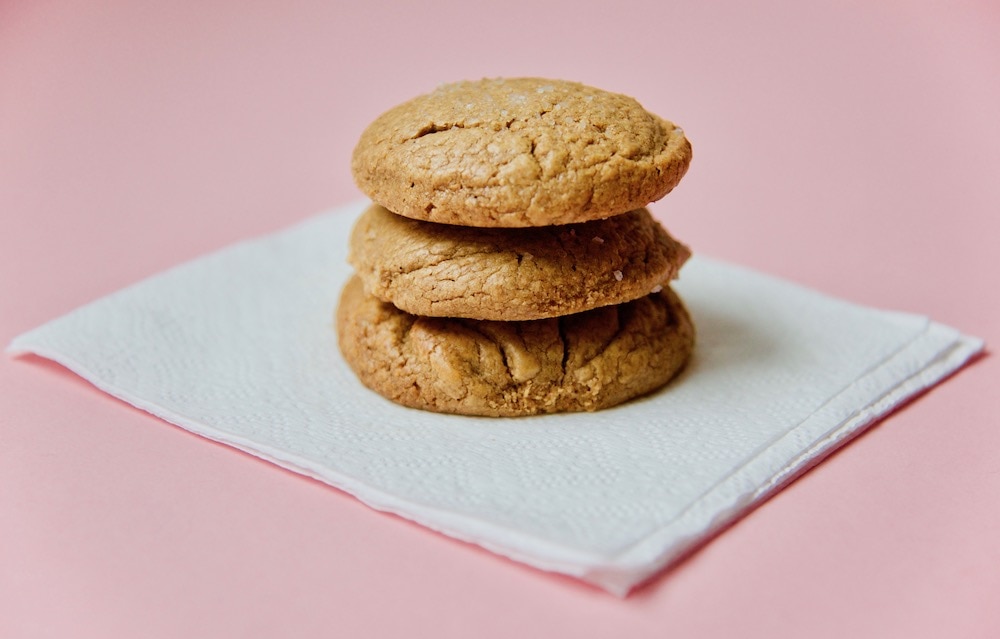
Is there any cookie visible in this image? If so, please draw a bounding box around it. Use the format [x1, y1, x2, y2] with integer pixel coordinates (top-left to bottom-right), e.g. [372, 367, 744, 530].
[336, 275, 695, 417]
[351, 77, 692, 227]
[348, 203, 691, 321]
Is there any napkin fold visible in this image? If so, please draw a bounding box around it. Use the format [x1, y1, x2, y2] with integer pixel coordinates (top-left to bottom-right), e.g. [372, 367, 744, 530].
[8, 201, 982, 595]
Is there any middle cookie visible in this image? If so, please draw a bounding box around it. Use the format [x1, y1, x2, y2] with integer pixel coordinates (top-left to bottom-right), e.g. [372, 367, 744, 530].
[348, 203, 691, 321]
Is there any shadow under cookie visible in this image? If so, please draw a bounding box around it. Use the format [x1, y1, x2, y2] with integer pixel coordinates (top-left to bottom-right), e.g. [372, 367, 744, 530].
[348, 204, 691, 322]
[336, 275, 695, 417]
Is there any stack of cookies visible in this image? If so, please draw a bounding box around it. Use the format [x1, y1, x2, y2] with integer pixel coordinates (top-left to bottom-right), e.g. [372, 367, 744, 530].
[338, 78, 695, 417]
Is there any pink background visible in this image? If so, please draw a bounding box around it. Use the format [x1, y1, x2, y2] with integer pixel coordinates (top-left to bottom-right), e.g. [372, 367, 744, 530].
[2, 0, 998, 637]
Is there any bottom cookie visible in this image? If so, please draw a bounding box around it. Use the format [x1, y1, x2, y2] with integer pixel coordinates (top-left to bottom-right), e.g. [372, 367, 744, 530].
[336, 276, 695, 417]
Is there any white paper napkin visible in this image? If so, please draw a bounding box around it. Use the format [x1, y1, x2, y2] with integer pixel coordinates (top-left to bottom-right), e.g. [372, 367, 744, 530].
[8, 201, 982, 595]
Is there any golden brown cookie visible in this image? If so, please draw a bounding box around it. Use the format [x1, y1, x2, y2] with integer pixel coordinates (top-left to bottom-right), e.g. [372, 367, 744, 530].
[351, 78, 692, 227]
[348, 203, 691, 321]
[336, 275, 695, 417]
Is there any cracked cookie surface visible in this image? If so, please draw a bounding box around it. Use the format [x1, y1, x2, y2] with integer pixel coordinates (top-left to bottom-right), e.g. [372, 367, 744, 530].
[349, 203, 691, 321]
[336, 275, 695, 416]
[351, 77, 692, 227]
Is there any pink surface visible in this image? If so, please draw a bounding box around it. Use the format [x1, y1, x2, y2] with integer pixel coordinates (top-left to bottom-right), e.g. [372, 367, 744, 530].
[1, 0, 997, 637]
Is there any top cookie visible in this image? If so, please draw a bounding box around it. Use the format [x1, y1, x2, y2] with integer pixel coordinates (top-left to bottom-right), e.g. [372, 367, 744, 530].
[351, 78, 692, 227]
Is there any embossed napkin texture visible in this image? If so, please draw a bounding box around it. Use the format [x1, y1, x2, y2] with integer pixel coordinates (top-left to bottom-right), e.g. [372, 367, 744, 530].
[9, 201, 982, 595]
